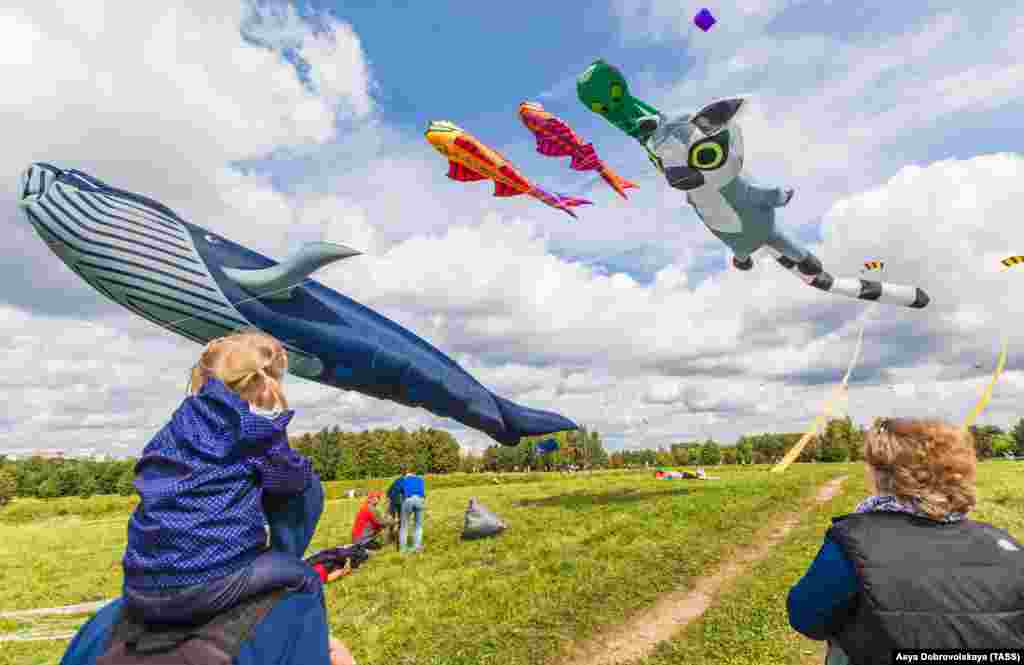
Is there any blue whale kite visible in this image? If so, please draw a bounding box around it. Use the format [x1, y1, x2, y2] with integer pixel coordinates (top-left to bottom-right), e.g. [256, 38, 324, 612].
[18, 163, 577, 445]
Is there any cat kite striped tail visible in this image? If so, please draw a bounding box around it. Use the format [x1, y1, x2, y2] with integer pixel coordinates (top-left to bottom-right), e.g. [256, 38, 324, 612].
[763, 247, 930, 309]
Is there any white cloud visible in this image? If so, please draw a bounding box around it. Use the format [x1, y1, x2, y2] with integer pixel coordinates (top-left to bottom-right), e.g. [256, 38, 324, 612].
[3, 1, 1023, 458]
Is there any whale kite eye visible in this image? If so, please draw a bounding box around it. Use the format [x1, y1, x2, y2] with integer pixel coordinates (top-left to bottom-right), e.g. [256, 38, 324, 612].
[690, 141, 724, 169]
[204, 234, 220, 244]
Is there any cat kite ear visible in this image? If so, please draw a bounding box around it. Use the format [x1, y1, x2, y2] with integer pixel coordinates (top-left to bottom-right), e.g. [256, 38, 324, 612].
[691, 98, 747, 135]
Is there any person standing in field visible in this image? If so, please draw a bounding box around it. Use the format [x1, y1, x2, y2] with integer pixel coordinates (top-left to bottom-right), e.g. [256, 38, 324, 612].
[397, 469, 426, 554]
[787, 417, 1024, 664]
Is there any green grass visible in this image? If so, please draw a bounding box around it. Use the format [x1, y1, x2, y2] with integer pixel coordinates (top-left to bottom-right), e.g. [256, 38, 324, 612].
[633, 460, 1024, 665]
[0, 470, 653, 525]
[12, 462, 1018, 665]
[0, 464, 840, 665]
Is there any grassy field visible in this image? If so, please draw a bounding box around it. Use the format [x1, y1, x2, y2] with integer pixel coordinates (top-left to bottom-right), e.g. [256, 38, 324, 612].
[635, 460, 1024, 665]
[1, 461, 1019, 665]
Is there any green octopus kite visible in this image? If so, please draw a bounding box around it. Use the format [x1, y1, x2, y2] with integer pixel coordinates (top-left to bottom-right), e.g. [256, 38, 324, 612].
[576, 59, 664, 169]
[576, 59, 930, 310]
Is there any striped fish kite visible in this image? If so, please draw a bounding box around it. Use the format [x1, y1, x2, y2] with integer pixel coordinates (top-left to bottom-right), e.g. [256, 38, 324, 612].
[518, 101, 637, 199]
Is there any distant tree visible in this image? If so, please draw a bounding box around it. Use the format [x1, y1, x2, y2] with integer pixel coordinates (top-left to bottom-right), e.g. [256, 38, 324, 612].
[97, 463, 125, 495]
[77, 473, 98, 499]
[848, 426, 865, 462]
[699, 440, 721, 466]
[75, 463, 100, 498]
[482, 446, 499, 471]
[751, 434, 786, 464]
[720, 447, 738, 465]
[52, 462, 80, 497]
[655, 449, 673, 467]
[670, 444, 690, 466]
[422, 428, 460, 473]
[968, 425, 1001, 460]
[0, 468, 16, 506]
[585, 429, 609, 467]
[38, 476, 60, 499]
[992, 433, 1015, 458]
[1010, 418, 1024, 455]
[817, 418, 852, 463]
[116, 469, 136, 496]
[734, 437, 753, 464]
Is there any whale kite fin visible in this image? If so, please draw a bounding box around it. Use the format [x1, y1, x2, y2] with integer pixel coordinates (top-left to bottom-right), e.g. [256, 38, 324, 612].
[222, 241, 361, 301]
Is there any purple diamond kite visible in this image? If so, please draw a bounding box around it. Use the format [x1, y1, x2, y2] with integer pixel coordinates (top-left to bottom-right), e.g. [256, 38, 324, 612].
[694, 8, 716, 32]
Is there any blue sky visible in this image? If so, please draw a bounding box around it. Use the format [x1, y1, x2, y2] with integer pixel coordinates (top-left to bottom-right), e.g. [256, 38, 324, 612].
[3, 0, 1024, 454]
[242, 0, 1024, 284]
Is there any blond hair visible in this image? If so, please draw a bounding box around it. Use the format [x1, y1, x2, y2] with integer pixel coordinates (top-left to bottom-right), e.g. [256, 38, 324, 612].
[189, 329, 289, 412]
[864, 417, 976, 519]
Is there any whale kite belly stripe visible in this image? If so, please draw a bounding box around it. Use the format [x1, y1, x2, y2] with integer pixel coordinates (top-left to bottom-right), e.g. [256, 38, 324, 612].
[22, 166, 250, 343]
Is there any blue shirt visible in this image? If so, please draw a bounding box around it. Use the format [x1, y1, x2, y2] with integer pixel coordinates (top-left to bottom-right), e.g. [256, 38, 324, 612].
[60, 593, 331, 665]
[123, 378, 313, 589]
[399, 474, 425, 498]
[386, 478, 404, 514]
[787, 535, 859, 640]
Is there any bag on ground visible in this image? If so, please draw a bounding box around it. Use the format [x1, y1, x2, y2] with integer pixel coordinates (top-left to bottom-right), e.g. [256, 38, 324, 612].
[462, 498, 506, 540]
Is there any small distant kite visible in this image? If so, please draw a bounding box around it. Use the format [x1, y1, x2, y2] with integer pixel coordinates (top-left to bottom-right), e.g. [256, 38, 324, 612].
[863, 260, 884, 271]
[694, 8, 717, 32]
[535, 437, 560, 455]
[425, 120, 591, 219]
[1000, 255, 1024, 268]
[518, 101, 637, 199]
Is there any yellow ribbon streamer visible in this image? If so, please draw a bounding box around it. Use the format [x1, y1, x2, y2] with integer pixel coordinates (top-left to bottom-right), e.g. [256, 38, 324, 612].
[772, 263, 883, 473]
[962, 331, 1008, 431]
[963, 257, 1018, 430]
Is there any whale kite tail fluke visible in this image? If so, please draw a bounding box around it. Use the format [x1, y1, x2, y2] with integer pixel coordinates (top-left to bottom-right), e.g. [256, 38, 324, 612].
[490, 393, 578, 446]
[765, 247, 930, 309]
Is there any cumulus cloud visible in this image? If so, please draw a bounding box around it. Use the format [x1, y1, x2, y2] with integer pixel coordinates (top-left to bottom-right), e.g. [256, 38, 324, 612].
[2, 1, 1023, 458]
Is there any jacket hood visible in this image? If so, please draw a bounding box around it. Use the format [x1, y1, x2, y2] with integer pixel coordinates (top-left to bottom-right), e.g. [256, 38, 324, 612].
[170, 378, 295, 460]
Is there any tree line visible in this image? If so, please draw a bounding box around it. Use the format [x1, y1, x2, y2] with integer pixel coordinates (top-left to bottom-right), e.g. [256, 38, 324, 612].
[2, 417, 1021, 505]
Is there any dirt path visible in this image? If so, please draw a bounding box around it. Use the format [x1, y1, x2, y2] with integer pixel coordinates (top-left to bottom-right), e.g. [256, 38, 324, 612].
[558, 475, 848, 665]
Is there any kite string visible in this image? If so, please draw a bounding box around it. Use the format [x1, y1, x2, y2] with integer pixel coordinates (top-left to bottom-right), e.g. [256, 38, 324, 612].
[962, 263, 1015, 430]
[962, 332, 1009, 430]
[771, 280, 878, 473]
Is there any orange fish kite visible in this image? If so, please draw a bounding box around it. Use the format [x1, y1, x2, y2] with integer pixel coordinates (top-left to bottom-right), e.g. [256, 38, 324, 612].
[425, 120, 591, 219]
[518, 101, 637, 199]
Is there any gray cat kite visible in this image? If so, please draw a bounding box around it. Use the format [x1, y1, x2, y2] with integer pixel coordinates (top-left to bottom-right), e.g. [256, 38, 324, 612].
[641, 98, 929, 308]
[575, 64, 930, 309]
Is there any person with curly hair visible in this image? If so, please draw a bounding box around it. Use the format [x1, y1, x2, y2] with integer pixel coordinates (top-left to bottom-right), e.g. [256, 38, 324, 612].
[787, 418, 1024, 663]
